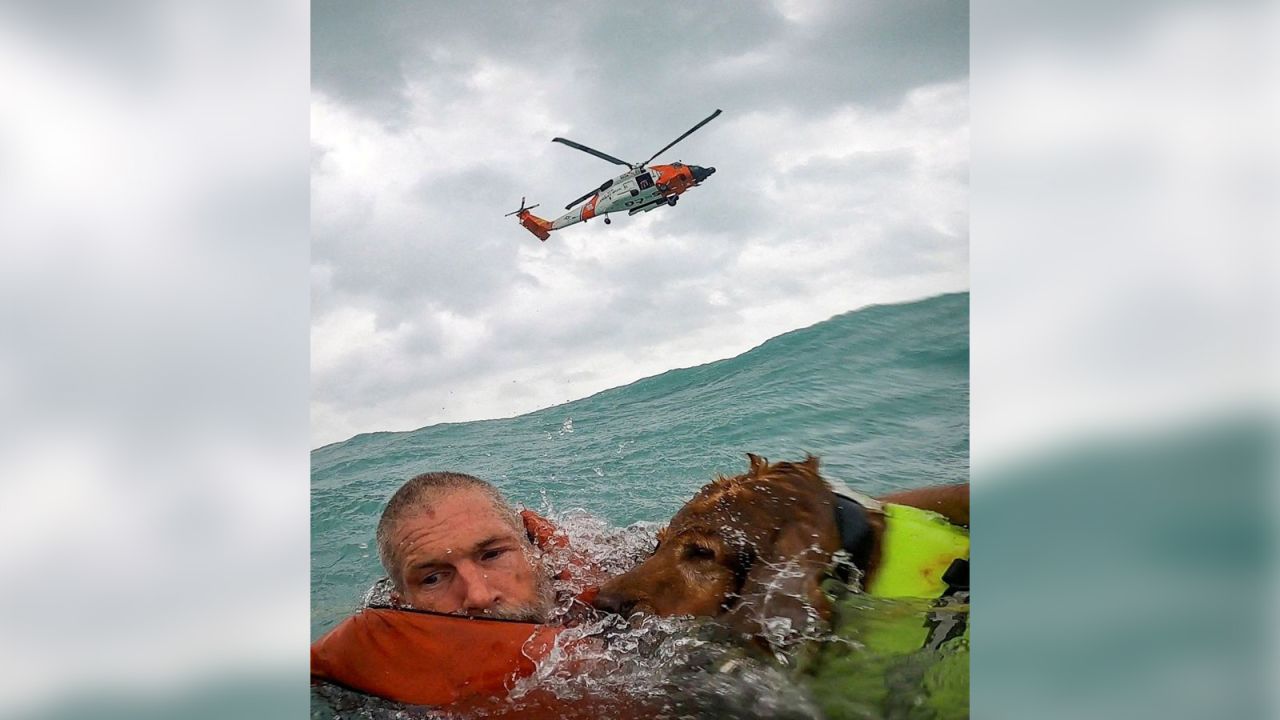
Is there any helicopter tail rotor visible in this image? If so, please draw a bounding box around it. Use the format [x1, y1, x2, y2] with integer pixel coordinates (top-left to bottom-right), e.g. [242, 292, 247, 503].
[506, 196, 552, 241]
[504, 196, 542, 217]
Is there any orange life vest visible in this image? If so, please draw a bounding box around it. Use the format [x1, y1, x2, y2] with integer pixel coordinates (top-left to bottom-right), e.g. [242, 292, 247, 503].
[310, 510, 596, 707]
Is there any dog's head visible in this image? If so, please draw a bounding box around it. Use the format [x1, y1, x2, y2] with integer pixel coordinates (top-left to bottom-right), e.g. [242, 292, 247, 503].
[594, 454, 841, 644]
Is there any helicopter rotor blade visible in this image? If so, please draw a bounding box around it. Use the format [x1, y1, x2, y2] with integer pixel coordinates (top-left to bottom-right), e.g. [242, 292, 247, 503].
[564, 189, 597, 210]
[551, 137, 632, 167]
[642, 108, 722, 166]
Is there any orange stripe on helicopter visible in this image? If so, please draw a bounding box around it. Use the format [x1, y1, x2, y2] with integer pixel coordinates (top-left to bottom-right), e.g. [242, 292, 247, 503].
[582, 195, 599, 221]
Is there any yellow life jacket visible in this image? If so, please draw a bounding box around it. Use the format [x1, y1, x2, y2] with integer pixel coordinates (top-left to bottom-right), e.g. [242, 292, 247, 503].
[866, 503, 969, 598]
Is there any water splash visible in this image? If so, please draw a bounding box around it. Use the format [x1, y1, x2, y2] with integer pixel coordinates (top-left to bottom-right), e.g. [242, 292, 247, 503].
[505, 512, 825, 718]
[502, 611, 824, 720]
[360, 577, 394, 608]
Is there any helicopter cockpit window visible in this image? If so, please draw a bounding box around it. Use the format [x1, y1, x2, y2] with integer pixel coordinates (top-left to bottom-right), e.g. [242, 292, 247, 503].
[635, 172, 654, 190]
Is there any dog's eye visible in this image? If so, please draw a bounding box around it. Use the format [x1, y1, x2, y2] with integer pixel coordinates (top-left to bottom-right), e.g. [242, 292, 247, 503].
[683, 544, 716, 561]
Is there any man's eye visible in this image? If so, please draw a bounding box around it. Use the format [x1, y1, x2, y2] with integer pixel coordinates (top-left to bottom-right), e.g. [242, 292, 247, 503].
[481, 548, 509, 562]
[422, 572, 444, 587]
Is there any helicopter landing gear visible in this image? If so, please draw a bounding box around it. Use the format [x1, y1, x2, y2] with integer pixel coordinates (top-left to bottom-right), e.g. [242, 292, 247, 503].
[667, 196, 678, 207]
[603, 217, 611, 224]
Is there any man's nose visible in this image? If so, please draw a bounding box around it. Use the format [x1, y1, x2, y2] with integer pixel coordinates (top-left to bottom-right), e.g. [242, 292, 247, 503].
[456, 563, 501, 612]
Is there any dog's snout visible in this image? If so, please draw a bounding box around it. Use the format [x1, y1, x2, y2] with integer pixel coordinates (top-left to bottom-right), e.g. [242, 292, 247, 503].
[591, 588, 638, 617]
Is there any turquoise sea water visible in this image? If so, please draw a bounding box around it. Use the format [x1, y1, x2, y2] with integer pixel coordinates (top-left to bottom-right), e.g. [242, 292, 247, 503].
[311, 291, 969, 717]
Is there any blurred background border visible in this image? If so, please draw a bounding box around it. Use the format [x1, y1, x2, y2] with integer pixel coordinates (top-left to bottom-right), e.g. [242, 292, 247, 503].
[1, 0, 1275, 717]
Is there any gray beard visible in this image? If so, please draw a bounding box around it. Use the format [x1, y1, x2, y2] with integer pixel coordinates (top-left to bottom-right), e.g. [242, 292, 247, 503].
[463, 570, 556, 623]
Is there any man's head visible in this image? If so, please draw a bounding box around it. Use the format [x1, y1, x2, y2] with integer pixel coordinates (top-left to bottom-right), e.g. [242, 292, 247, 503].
[376, 472, 554, 622]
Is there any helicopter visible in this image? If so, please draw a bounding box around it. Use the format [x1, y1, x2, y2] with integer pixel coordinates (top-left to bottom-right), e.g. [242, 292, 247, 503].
[507, 109, 721, 241]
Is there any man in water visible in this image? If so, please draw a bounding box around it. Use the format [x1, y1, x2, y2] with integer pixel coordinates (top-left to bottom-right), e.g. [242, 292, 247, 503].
[375, 471, 557, 622]
[314, 471, 597, 706]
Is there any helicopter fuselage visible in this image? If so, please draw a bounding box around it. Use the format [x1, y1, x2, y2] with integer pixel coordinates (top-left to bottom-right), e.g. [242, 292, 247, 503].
[547, 163, 715, 231]
[511, 108, 721, 241]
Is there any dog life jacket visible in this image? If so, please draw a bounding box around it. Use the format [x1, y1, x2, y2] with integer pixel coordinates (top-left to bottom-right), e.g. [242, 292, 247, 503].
[310, 510, 594, 707]
[831, 485, 969, 598]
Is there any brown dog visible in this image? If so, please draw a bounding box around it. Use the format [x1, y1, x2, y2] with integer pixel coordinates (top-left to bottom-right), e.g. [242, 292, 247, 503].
[592, 454, 968, 644]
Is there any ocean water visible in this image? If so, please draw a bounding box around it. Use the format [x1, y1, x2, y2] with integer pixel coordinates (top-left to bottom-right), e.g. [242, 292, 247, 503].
[311, 291, 969, 718]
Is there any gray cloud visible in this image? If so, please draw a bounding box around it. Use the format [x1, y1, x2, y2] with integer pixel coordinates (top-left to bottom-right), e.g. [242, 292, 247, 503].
[313, 1, 967, 127]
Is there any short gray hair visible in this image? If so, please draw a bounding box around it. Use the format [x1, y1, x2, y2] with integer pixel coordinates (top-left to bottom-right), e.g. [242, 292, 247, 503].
[375, 471, 523, 586]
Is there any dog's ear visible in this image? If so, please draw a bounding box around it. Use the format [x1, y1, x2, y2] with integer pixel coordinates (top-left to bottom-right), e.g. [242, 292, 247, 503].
[724, 522, 833, 651]
[801, 454, 820, 472]
[746, 453, 769, 477]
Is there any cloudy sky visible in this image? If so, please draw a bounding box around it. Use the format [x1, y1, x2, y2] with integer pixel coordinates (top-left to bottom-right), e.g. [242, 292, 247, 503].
[311, 0, 969, 448]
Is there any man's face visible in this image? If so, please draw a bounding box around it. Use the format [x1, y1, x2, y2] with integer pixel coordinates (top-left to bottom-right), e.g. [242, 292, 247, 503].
[387, 489, 552, 621]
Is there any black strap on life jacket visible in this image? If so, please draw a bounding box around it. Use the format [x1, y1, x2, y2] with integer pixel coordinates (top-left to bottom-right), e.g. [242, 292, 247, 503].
[832, 494, 875, 581]
[941, 557, 969, 593]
